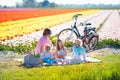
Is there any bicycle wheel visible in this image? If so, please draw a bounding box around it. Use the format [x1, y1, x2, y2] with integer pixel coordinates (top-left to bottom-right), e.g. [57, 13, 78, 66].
[58, 28, 78, 43]
[89, 36, 98, 50]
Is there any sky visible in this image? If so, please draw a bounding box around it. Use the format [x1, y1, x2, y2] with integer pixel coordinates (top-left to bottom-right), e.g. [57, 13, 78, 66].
[0, 0, 120, 6]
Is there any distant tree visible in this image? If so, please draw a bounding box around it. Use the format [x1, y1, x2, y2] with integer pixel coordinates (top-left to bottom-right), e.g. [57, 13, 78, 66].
[42, 0, 49, 7]
[22, 0, 36, 8]
[37, 2, 42, 7]
[21, 0, 57, 8]
[49, 2, 55, 8]
[3, 5, 7, 8]
[16, 2, 21, 8]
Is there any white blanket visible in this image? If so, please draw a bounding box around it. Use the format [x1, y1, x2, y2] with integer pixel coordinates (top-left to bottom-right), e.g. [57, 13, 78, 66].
[86, 57, 102, 62]
[66, 56, 102, 63]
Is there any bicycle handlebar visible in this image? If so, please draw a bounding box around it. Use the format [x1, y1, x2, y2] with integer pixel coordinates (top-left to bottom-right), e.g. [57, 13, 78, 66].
[73, 14, 82, 18]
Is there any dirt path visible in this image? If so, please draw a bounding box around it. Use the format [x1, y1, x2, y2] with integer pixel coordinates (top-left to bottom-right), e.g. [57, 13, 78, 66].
[86, 10, 112, 28]
[87, 48, 120, 57]
[98, 10, 120, 40]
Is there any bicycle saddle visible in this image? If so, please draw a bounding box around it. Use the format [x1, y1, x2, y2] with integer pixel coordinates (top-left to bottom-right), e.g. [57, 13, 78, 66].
[85, 23, 91, 25]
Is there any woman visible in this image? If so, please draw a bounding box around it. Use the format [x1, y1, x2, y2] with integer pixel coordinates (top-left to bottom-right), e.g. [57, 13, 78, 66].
[24, 28, 52, 66]
[35, 28, 52, 54]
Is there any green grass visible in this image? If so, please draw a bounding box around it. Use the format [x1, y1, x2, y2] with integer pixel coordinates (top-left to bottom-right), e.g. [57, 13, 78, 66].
[0, 35, 58, 54]
[97, 39, 120, 49]
[0, 34, 120, 54]
[0, 54, 120, 80]
[0, 38, 120, 54]
[49, 34, 58, 45]
[0, 41, 37, 54]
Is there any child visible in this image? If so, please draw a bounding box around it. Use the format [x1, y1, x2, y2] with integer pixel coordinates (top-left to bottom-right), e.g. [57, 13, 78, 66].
[40, 45, 56, 65]
[55, 39, 69, 65]
[70, 39, 86, 64]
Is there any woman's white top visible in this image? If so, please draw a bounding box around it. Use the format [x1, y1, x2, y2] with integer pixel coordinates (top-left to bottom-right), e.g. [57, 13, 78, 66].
[58, 49, 65, 56]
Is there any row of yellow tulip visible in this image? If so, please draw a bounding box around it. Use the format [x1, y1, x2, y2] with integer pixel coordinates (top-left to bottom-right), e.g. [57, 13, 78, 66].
[0, 10, 99, 41]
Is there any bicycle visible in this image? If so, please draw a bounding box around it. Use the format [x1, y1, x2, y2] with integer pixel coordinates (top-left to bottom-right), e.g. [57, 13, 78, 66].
[58, 14, 99, 52]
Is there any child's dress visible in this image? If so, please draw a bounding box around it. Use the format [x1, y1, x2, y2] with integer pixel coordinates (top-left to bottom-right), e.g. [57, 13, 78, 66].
[69, 45, 86, 64]
[57, 49, 69, 64]
[58, 49, 65, 57]
[41, 51, 56, 64]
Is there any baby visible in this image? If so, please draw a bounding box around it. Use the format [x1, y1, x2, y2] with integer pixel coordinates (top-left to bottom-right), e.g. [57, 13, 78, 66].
[40, 45, 57, 64]
[70, 39, 86, 64]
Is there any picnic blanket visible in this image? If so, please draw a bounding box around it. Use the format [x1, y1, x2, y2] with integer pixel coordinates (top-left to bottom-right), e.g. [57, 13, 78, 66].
[86, 57, 102, 62]
[66, 56, 102, 63]
[15, 54, 102, 67]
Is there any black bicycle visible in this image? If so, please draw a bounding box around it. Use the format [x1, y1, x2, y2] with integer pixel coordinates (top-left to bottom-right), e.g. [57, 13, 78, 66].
[58, 14, 99, 52]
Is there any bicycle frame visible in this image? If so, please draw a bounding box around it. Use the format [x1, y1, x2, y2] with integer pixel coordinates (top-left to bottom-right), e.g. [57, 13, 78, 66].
[71, 16, 94, 45]
[71, 25, 81, 39]
[71, 15, 83, 39]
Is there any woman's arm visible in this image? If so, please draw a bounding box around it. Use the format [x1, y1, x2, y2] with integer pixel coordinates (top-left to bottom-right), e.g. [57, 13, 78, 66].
[40, 45, 44, 53]
[64, 49, 67, 57]
[53, 50, 58, 59]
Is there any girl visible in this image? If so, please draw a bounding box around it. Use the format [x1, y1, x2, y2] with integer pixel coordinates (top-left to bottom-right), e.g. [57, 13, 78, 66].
[70, 39, 86, 64]
[54, 39, 69, 65]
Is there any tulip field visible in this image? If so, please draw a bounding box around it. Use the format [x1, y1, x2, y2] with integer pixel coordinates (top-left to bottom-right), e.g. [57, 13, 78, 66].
[0, 9, 120, 46]
[0, 9, 98, 41]
[0, 8, 87, 22]
[98, 10, 120, 40]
